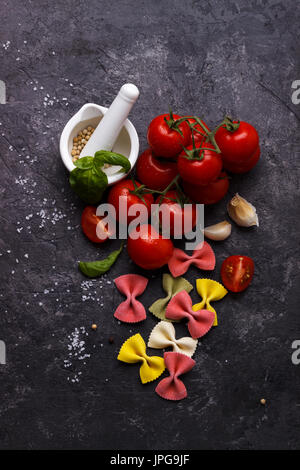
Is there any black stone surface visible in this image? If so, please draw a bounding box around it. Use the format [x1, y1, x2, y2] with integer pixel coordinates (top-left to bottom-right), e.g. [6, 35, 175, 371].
[0, 0, 299, 450]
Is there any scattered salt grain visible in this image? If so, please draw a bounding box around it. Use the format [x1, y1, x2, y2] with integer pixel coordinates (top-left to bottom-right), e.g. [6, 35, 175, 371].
[2, 41, 10, 50]
[64, 327, 91, 384]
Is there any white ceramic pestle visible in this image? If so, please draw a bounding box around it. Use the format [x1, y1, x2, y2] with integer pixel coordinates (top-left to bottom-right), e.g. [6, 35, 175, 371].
[79, 83, 140, 158]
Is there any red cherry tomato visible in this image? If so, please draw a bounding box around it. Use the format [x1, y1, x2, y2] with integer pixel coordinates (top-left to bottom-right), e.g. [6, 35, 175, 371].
[221, 255, 254, 292]
[177, 142, 223, 186]
[182, 171, 229, 205]
[136, 148, 178, 191]
[147, 113, 191, 159]
[154, 190, 197, 236]
[107, 179, 154, 225]
[81, 206, 114, 243]
[223, 146, 260, 174]
[127, 224, 174, 270]
[185, 118, 210, 145]
[215, 121, 259, 165]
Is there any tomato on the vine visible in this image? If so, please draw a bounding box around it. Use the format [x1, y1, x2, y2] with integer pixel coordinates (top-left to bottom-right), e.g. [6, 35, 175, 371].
[182, 171, 229, 205]
[154, 190, 197, 236]
[127, 224, 174, 270]
[136, 148, 178, 191]
[81, 206, 114, 243]
[215, 120, 259, 165]
[177, 142, 223, 186]
[221, 255, 254, 292]
[147, 112, 191, 159]
[185, 118, 210, 145]
[223, 146, 260, 174]
[107, 179, 154, 225]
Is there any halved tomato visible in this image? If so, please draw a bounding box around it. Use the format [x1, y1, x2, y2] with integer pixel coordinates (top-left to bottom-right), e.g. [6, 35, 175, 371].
[221, 255, 254, 292]
[81, 206, 114, 243]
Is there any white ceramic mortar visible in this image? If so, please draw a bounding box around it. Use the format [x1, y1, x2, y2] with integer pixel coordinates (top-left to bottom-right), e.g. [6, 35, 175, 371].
[59, 85, 140, 185]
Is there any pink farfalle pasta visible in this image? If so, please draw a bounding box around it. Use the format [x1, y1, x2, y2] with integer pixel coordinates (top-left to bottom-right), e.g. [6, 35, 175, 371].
[155, 352, 195, 401]
[168, 241, 215, 278]
[114, 274, 148, 323]
[165, 290, 215, 339]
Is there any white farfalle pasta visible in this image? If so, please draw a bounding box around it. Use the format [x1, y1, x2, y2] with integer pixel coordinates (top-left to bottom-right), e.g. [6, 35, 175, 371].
[148, 321, 198, 358]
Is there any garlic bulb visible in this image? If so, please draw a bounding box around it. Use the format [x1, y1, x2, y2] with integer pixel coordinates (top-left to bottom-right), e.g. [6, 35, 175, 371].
[227, 193, 259, 227]
[204, 221, 232, 241]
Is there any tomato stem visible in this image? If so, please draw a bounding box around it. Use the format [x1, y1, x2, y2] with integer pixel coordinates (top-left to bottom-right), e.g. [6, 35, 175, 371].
[212, 115, 240, 135]
[174, 115, 222, 156]
[155, 174, 189, 208]
[164, 107, 184, 138]
[129, 174, 152, 205]
[156, 175, 180, 200]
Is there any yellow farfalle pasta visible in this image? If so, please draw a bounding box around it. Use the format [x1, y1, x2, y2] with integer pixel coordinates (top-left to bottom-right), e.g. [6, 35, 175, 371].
[117, 333, 165, 384]
[193, 279, 228, 326]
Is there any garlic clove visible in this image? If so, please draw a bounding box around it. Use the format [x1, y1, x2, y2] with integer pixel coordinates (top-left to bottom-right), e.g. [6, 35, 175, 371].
[204, 221, 232, 241]
[227, 193, 259, 227]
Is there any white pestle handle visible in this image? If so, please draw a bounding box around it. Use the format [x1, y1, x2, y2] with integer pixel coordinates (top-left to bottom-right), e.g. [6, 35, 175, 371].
[79, 83, 139, 158]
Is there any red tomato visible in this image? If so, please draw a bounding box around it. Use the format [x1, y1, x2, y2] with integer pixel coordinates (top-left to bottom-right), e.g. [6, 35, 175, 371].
[147, 113, 191, 159]
[136, 148, 178, 191]
[127, 224, 174, 270]
[107, 179, 154, 225]
[154, 190, 197, 236]
[81, 206, 114, 243]
[221, 255, 254, 292]
[215, 121, 259, 165]
[185, 118, 210, 145]
[177, 142, 223, 186]
[182, 171, 229, 204]
[223, 146, 260, 174]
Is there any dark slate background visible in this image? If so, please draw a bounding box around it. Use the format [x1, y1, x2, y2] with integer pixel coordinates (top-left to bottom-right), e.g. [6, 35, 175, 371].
[0, 0, 299, 450]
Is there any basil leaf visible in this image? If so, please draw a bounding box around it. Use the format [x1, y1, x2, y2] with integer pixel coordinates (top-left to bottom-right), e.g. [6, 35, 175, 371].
[78, 243, 123, 278]
[69, 151, 131, 205]
[69, 166, 108, 204]
[94, 150, 131, 174]
[74, 156, 94, 170]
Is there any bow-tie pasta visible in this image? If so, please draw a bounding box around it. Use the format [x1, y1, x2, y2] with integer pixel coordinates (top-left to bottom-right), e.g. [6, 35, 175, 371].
[166, 290, 215, 339]
[193, 278, 228, 326]
[148, 321, 198, 357]
[168, 241, 215, 278]
[149, 273, 193, 321]
[114, 274, 148, 323]
[155, 352, 195, 401]
[117, 333, 165, 384]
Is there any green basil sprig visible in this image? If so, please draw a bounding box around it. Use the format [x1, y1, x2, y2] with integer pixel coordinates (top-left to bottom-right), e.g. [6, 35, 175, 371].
[69, 151, 131, 204]
[78, 243, 123, 278]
